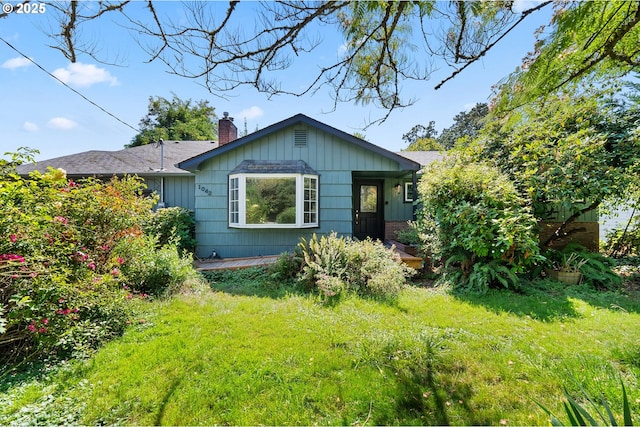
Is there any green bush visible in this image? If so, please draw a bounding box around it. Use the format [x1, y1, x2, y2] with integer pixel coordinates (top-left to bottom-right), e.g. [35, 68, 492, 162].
[297, 232, 414, 301]
[112, 235, 195, 296]
[416, 160, 543, 293]
[143, 207, 196, 252]
[276, 206, 297, 224]
[268, 251, 304, 282]
[0, 152, 187, 363]
[394, 222, 422, 245]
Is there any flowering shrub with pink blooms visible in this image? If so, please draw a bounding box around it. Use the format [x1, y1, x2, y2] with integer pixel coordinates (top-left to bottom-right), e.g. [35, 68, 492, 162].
[0, 149, 194, 363]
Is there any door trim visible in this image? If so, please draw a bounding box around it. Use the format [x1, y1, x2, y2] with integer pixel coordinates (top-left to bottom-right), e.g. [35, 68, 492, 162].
[353, 179, 384, 241]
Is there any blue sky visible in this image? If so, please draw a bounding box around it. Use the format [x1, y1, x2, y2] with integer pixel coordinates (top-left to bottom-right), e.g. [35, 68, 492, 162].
[1, 1, 551, 161]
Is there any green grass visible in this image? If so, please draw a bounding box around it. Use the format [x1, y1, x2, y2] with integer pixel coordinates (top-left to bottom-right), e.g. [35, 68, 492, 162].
[1, 271, 639, 425]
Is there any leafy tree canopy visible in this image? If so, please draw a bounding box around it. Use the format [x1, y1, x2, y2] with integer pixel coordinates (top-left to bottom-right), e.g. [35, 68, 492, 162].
[402, 121, 443, 151]
[466, 82, 640, 247]
[405, 138, 444, 152]
[438, 103, 488, 150]
[129, 95, 217, 147]
[492, 1, 640, 113]
[402, 122, 438, 145]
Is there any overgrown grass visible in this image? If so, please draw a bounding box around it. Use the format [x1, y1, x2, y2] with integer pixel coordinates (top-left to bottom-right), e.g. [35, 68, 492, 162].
[1, 270, 639, 425]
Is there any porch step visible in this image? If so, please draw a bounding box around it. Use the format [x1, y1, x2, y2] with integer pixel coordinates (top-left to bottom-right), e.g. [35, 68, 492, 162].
[394, 250, 423, 269]
[385, 241, 424, 269]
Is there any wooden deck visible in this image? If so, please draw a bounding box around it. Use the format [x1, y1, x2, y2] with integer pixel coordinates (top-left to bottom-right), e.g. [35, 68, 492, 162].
[195, 255, 279, 271]
[195, 247, 422, 271]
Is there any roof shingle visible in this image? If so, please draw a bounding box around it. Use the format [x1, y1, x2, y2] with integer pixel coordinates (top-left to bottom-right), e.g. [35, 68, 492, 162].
[17, 140, 217, 176]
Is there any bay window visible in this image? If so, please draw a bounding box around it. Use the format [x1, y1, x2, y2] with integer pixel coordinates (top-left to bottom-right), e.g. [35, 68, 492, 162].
[229, 161, 318, 228]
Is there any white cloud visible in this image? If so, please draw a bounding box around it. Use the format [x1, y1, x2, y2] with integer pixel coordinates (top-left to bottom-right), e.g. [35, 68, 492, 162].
[52, 62, 119, 88]
[2, 57, 32, 70]
[47, 117, 78, 130]
[337, 43, 348, 57]
[512, 0, 544, 13]
[22, 121, 39, 132]
[236, 106, 264, 121]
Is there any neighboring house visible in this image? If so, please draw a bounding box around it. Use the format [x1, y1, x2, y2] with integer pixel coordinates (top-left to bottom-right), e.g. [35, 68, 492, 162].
[16, 140, 217, 210]
[178, 113, 428, 259]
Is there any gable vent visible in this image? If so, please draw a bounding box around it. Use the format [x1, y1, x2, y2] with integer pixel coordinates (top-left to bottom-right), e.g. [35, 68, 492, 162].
[294, 129, 308, 148]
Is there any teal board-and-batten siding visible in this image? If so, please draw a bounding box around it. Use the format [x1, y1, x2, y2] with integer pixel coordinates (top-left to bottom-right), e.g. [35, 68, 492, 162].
[144, 175, 196, 210]
[544, 203, 599, 222]
[193, 124, 410, 259]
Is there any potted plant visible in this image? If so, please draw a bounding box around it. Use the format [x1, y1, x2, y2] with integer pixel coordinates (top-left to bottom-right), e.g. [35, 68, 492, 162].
[547, 252, 587, 285]
[391, 223, 422, 256]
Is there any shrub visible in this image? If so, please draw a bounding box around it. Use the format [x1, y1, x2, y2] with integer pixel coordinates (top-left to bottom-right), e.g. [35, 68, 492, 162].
[416, 160, 543, 293]
[112, 235, 195, 296]
[276, 207, 297, 224]
[344, 238, 412, 299]
[143, 207, 196, 252]
[0, 154, 172, 363]
[394, 223, 421, 245]
[268, 251, 304, 282]
[297, 232, 414, 301]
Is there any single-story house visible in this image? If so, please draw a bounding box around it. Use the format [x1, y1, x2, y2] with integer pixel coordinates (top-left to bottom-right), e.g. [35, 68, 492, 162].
[178, 113, 427, 259]
[16, 113, 446, 259]
[16, 140, 217, 210]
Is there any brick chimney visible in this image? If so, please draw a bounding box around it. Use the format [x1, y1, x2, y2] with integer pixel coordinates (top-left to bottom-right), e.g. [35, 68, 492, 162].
[218, 112, 238, 147]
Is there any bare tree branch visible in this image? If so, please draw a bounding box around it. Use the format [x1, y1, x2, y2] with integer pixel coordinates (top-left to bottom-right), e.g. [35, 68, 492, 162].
[435, 1, 552, 90]
[9, 0, 634, 124]
[543, 200, 601, 248]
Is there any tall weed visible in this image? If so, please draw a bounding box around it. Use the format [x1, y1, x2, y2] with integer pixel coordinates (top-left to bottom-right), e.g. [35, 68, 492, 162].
[298, 232, 414, 301]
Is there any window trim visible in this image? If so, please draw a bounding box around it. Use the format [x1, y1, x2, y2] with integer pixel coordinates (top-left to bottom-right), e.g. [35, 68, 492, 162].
[229, 172, 319, 228]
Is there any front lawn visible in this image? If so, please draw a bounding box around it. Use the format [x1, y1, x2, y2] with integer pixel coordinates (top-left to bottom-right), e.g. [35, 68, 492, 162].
[1, 270, 639, 425]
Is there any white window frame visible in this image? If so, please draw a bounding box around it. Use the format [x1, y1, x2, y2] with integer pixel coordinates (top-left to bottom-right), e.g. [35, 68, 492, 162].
[229, 173, 319, 228]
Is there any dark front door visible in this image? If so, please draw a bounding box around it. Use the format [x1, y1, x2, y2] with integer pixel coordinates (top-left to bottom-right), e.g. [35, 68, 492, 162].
[353, 179, 384, 241]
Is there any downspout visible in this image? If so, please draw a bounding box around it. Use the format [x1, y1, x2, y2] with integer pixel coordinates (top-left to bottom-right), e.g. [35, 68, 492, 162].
[158, 139, 166, 209]
[412, 170, 418, 220]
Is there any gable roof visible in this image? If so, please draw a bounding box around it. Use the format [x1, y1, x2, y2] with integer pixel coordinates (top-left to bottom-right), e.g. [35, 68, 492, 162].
[178, 113, 420, 172]
[17, 140, 217, 177]
[395, 150, 444, 168]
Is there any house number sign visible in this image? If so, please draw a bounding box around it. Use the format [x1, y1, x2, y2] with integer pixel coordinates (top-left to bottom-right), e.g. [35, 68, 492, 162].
[198, 184, 213, 196]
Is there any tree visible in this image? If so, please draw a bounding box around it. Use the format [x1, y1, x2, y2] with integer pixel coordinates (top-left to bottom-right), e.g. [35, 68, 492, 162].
[4, 2, 639, 122]
[437, 103, 488, 149]
[405, 138, 444, 152]
[469, 84, 640, 248]
[492, 1, 640, 113]
[129, 95, 217, 147]
[402, 122, 438, 144]
[4, 1, 552, 124]
[402, 121, 443, 151]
